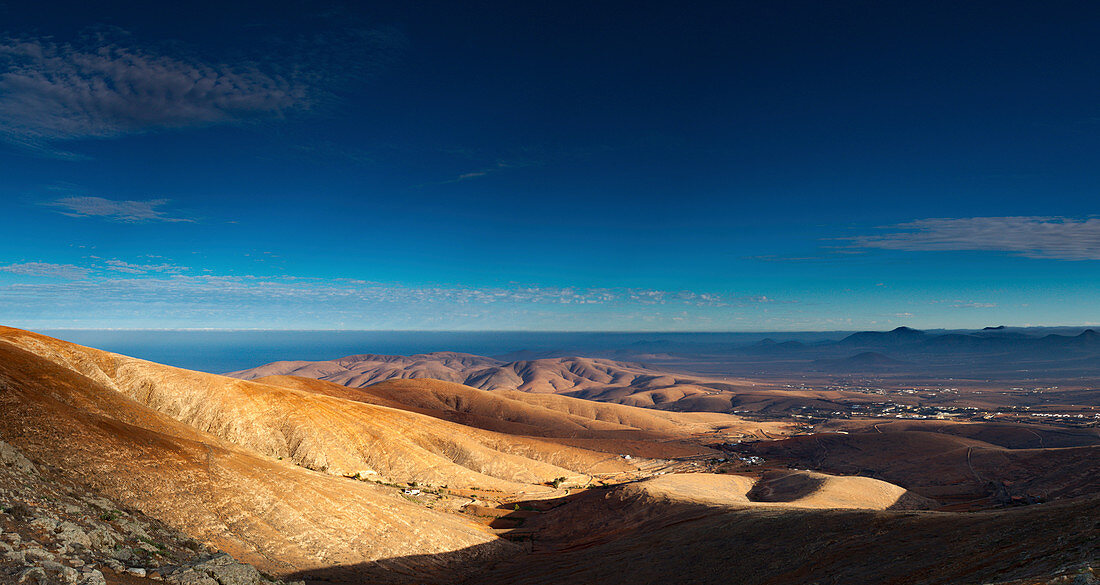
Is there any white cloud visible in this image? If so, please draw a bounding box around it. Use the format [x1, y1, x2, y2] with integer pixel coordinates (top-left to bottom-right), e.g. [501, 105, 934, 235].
[104, 259, 188, 274]
[0, 260, 792, 328]
[0, 262, 89, 279]
[0, 272, 783, 309]
[849, 216, 1100, 260]
[47, 197, 192, 223]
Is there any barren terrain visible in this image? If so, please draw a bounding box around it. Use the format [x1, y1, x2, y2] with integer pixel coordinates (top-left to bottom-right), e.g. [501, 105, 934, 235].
[1, 327, 1097, 584]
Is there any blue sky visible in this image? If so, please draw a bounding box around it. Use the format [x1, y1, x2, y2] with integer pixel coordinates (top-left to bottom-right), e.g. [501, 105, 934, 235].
[1, 1, 1099, 331]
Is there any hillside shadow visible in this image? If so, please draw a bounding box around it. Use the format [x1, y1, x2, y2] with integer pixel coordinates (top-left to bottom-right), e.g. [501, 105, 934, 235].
[282, 540, 517, 585]
[283, 487, 615, 584]
[284, 489, 1100, 585]
[745, 470, 826, 502]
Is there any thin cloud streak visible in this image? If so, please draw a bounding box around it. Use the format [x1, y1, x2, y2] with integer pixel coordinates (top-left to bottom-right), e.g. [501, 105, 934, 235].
[849, 216, 1100, 260]
[0, 262, 89, 279]
[47, 197, 193, 223]
[431, 160, 542, 186]
[104, 259, 189, 274]
[952, 302, 997, 309]
[0, 37, 307, 149]
[0, 269, 784, 309]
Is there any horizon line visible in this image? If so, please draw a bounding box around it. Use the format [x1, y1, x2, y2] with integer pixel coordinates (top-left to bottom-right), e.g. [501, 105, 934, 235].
[26, 324, 1097, 333]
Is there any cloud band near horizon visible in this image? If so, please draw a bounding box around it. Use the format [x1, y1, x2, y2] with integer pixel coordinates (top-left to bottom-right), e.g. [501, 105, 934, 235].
[0, 266, 788, 329]
[850, 216, 1100, 260]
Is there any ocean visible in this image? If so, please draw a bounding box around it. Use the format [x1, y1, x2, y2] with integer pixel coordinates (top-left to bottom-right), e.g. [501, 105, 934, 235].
[36, 329, 847, 374]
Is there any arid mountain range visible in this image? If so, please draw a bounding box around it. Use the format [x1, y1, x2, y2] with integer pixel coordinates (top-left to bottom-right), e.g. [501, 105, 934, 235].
[651, 326, 1100, 379]
[228, 353, 891, 414]
[228, 344, 1100, 418]
[1, 326, 1097, 584]
[229, 353, 767, 411]
[347, 326, 1100, 380]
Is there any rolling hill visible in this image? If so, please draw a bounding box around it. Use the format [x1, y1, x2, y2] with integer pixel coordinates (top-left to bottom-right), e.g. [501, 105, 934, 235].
[0, 328, 513, 581]
[1, 326, 1096, 584]
[468, 478, 1098, 585]
[228, 352, 876, 413]
[0, 327, 769, 579]
[742, 425, 1100, 505]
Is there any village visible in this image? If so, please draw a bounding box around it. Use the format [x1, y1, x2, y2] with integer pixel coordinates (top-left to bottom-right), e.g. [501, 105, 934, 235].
[731, 380, 1100, 430]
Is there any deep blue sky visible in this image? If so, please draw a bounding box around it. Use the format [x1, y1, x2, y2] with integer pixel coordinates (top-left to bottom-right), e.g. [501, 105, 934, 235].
[1, 1, 1099, 330]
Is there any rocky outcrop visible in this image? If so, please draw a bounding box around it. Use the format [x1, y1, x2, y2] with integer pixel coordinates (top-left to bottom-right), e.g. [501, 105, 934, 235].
[0, 442, 36, 476]
[162, 553, 301, 585]
[0, 440, 292, 585]
[990, 565, 1097, 585]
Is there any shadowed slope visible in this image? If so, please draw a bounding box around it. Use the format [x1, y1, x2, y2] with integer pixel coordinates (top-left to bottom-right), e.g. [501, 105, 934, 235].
[468, 486, 1098, 585]
[283, 469, 1095, 585]
[745, 429, 1100, 503]
[859, 419, 1100, 449]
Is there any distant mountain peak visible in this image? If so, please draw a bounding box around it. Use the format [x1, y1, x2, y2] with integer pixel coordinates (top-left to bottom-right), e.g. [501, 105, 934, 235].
[839, 326, 926, 346]
[983, 325, 1006, 330]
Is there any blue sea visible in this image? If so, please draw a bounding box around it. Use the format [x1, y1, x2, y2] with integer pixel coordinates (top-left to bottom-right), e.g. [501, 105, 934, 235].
[36, 329, 847, 374]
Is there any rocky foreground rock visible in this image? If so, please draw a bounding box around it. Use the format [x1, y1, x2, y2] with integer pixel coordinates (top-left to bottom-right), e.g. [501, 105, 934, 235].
[0, 440, 297, 585]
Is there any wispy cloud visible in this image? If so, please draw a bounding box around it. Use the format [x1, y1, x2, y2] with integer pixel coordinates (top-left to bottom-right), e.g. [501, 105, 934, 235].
[0, 268, 783, 309]
[0, 262, 89, 279]
[0, 258, 189, 279]
[622, 290, 782, 307]
[747, 255, 824, 263]
[104, 259, 188, 274]
[0, 29, 403, 154]
[436, 160, 541, 185]
[848, 216, 1100, 260]
[930, 299, 998, 309]
[47, 197, 192, 223]
[0, 36, 307, 151]
[0, 258, 791, 328]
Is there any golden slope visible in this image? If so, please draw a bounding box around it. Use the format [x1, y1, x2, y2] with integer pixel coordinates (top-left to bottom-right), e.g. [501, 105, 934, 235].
[0, 327, 638, 492]
[628, 470, 929, 510]
[254, 375, 777, 460]
[256, 375, 761, 439]
[0, 333, 512, 580]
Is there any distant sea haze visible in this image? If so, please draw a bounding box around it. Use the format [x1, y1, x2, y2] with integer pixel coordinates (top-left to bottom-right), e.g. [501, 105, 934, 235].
[38, 329, 847, 374]
[37, 326, 1098, 376]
